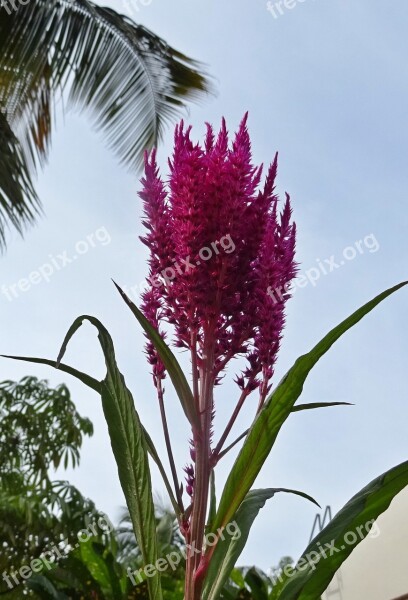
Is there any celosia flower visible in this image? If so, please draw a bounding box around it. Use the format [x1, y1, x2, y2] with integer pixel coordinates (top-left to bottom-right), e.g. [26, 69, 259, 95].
[140, 114, 296, 405]
[139, 116, 297, 593]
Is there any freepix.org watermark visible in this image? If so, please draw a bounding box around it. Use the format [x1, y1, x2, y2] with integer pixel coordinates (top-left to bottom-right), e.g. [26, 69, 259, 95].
[1, 226, 111, 302]
[268, 233, 379, 304]
[149, 234, 235, 289]
[271, 518, 380, 585]
[2, 513, 114, 590]
[266, 0, 316, 19]
[123, 234, 236, 299]
[122, 0, 153, 17]
[0, 0, 30, 14]
[127, 520, 241, 586]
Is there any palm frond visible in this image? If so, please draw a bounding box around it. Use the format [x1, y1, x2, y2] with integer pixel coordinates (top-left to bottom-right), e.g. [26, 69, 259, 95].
[0, 0, 212, 249]
[0, 111, 40, 248]
[116, 505, 183, 565]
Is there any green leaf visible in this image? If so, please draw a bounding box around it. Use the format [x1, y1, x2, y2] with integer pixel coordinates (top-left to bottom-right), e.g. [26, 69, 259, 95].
[277, 461, 408, 600]
[244, 567, 270, 600]
[229, 568, 246, 589]
[79, 540, 114, 597]
[211, 282, 407, 535]
[1, 354, 101, 392]
[292, 402, 353, 412]
[142, 427, 182, 518]
[2, 353, 181, 518]
[47, 556, 105, 597]
[269, 565, 295, 600]
[58, 316, 162, 600]
[6, 316, 162, 600]
[217, 402, 352, 462]
[207, 470, 217, 532]
[27, 575, 68, 599]
[79, 540, 122, 600]
[113, 281, 200, 430]
[203, 488, 319, 600]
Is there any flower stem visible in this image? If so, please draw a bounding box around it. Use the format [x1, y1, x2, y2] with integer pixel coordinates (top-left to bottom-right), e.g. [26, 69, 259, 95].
[185, 329, 215, 600]
[212, 387, 250, 461]
[157, 380, 184, 512]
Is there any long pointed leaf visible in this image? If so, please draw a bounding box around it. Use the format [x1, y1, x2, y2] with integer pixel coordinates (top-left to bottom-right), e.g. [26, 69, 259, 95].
[142, 427, 182, 518]
[203, 488, 319, 600]
[211, 282, 407, 535]
[3, 353, 180, 517]
[5, 316, 163, 600]
[59, 316, 162, 600]
[292, 402, 353, 412]
[278, 461, 408, 600]
[219, 403, 353, 461]
[113, 281, 199, 430]
[207, 470, 217, 532]
[1, 354, 101, 392]
[27, 575, 68, 600]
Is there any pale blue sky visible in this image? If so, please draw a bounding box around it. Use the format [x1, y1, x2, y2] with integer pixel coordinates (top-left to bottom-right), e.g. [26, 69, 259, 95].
[1, 0, 408, 572]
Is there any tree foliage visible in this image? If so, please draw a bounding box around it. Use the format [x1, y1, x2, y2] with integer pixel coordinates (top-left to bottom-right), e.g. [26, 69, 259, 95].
[0, 377, 103, 595]
[0, 0, 212, 249]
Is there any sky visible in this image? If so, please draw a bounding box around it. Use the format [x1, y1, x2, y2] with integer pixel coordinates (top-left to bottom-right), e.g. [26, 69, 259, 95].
[1, 0, 408, 573]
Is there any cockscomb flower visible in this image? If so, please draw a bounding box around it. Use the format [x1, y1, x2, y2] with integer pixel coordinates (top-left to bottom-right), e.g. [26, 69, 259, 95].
[138, 115, 297, 592]
[139, 114, 297, 405]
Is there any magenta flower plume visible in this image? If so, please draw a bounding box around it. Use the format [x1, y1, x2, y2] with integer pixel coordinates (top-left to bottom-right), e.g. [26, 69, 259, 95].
[139, 114, 297, 403]
[138, 114, 297, 593]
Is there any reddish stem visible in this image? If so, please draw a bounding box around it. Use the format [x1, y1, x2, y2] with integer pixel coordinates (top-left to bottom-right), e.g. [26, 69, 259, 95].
[185, 326, 215, 600]
[157, 380, 184, 512]
[212, 387, 251, 461]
